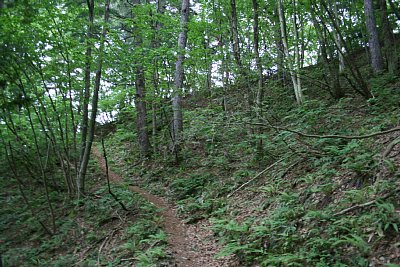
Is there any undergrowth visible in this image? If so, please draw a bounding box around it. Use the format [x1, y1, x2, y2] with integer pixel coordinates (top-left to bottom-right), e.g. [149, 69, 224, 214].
[104, 73, 400, 266]
[0, 159, 169, 266]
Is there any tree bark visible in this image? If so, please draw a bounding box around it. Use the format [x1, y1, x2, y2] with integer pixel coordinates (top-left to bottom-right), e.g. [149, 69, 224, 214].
[133, 0, 151, 158]
[172, 0, 190, 163]
[364, 0, 385, 74]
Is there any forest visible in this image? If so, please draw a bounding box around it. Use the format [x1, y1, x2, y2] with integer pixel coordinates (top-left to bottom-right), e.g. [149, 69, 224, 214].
[0, 0, 400, 266]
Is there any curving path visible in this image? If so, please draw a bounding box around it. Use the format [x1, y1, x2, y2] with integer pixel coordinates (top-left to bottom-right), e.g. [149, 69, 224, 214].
[93, 148, 234, 267]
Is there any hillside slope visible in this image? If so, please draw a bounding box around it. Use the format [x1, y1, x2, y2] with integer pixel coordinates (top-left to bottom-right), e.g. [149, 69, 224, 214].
[104, 70, 400, 266]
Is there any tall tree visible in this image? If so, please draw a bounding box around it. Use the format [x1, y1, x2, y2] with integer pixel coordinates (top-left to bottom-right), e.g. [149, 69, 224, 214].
[230, 0, 242, 69]
[380, 0, 398, 74]
[277, 0, 304, 105]
[171, 0, 190, 163]
[79, 0, 94, 182]
[252, 0, 264, 158]
[364, 0, 384, 74]
[78, 0, 110, 196]
[132, 0, 151, 158]
[252, 0, 263, 109]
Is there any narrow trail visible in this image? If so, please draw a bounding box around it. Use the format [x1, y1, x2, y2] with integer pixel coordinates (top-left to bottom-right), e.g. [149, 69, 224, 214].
[93, 148, 234, 267]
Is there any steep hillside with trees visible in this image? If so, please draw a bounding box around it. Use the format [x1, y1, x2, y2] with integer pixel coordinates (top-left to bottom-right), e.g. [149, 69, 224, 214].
[1, 0, 399, 266]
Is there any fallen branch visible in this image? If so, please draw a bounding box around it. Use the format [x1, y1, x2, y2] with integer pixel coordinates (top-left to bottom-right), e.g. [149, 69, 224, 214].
[251, 122, 400, 140]
[279, 159, 303, 180]
[381, 136, 400, 158]
[334, 188, 400, 216]
[97, 235, 109, 265]
[228, 158, 286, 198]
[377, 136, 400, 181]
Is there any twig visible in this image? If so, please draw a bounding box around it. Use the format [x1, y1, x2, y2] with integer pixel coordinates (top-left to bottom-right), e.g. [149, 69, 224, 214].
[120, 257, 137, 262]
[97, 228, 119, 265]
[101, 138, 128, 211]
[97, 236, 109, 265]
[74, 237, 106, 266]
[228, 158, 286, 198]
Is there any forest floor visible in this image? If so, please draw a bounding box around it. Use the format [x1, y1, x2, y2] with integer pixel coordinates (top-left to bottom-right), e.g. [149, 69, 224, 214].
[92, 147, 235, 267]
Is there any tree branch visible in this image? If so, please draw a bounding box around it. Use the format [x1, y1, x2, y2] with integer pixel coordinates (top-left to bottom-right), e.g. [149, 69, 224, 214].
[252, 122, 400, 140]
[228, 158, 286, 198]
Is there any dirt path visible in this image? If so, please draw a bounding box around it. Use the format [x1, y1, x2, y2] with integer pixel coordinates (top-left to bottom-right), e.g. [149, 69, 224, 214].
[93, 148, 234, 267]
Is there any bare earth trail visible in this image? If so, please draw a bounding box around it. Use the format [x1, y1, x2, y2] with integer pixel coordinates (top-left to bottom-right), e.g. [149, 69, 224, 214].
[93, 148, 234, 267]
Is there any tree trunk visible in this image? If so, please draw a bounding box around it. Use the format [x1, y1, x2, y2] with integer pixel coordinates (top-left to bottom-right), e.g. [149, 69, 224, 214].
[333, 3, 345, 74]
[319, 0, 372, 99]
[277, 0, 304, 105]
[273, 5, 284, 85]
[364, 0, 385, 74]
[230, 0, 241, 69]
[380, 0, 398, 74]
[172, 0, 190, 163]
[78, 0, 110, 196]
[252, 0, 264, 158]
[133, 0, 151, 158]
[312, 2, 344, 99]
[292, 0, 303, 104]
[134, 66, 151, 158]
[79, 0, 94, 171]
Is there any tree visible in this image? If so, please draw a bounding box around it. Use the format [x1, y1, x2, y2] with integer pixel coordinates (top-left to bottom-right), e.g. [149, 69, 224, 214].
[132, 0, 151, 158]
[171, 0, 190, 163]
[78, 0, 94, 195]
[364, 0, 384, 74]
[380, 0, 398, 74]
[277, 0, 304, 105]
[78, 0, 111, 196]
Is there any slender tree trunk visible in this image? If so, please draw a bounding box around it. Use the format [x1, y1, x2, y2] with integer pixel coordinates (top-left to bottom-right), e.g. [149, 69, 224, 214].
[133, 0, 151, 158]
[252, 0, 263, 109]
[78, 0, 110, 196]
[380, 0, 398, 74]
[312, 3, 344, 99]
[364, 0, 385, 74]
[230, 0, 242, 69]
[24, 104, 56, 233]
[80, 0, 94, 170]
[278, 0, 304, 105]
[319, 0, 372, 99]
[333, 3, 345, 74]
[273, 5, 284, 85]
[252, 0, 264, 158]
[172, 0, 190, 163]
[292, 0, 303, 104]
